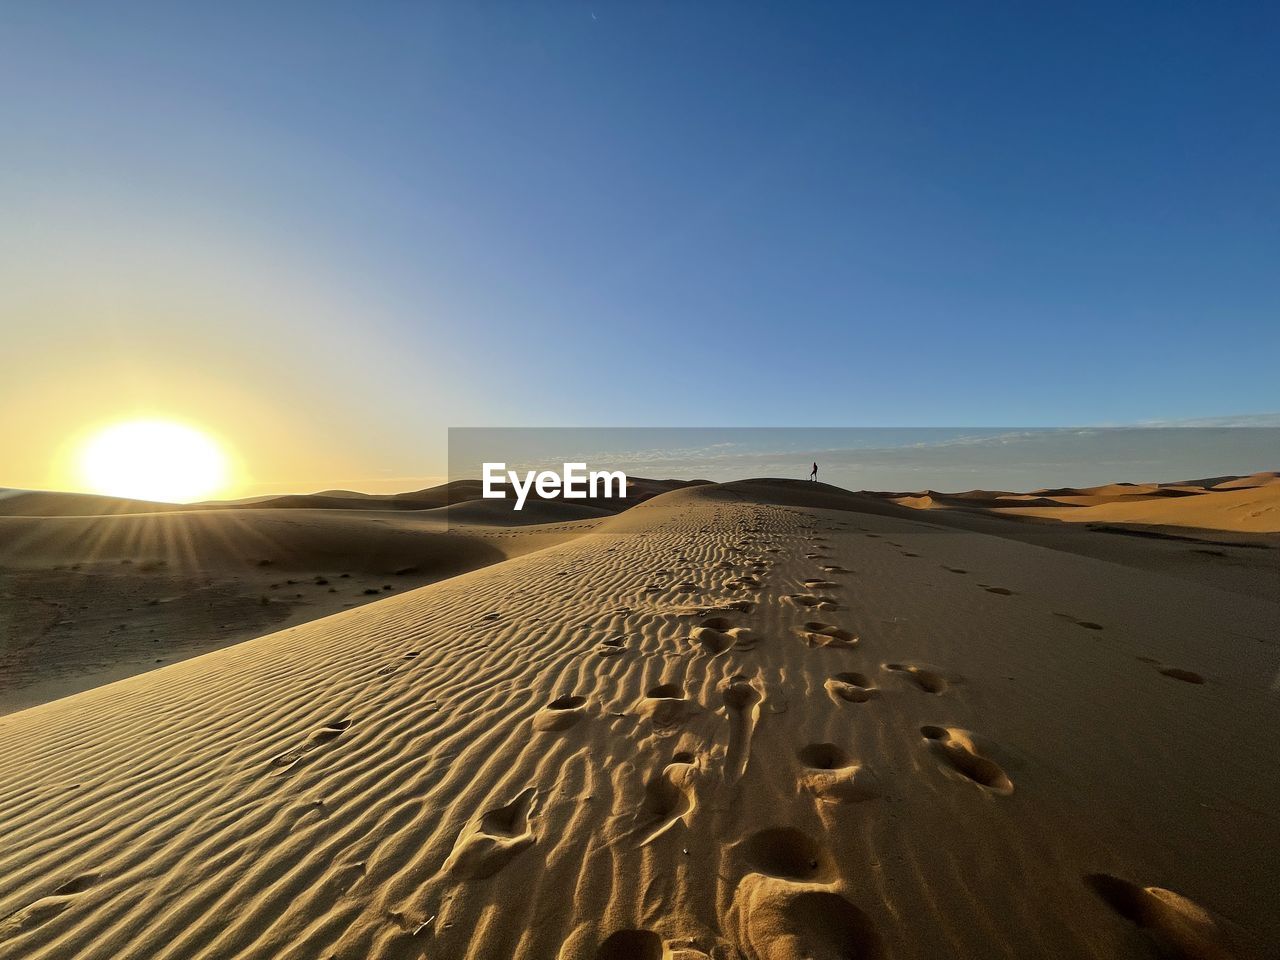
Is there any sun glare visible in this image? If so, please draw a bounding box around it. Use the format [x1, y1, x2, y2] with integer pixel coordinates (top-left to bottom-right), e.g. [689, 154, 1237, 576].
[79, 419, 231, 503]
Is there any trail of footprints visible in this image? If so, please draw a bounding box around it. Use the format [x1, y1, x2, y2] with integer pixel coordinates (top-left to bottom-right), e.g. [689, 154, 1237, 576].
[188, 508, 1215, 960]
[0, 508, 1227, 960]
[932, 561, 1212, 683]
[421, 515, 1037, 958]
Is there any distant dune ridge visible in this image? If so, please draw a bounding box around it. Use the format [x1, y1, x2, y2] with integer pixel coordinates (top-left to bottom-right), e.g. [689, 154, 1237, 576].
[0, 476, 700, 517]
[877, 470, 1280, 534]
[0, 476, 1277, 958]
[0, 478, 701, 710]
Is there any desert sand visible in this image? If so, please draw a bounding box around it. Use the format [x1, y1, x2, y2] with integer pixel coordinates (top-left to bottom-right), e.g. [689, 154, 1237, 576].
[0, 479, 690, 713]
[883, 471, 1280, 535]
[0, 507, 586, 714]
[0, 478, 1277, 959]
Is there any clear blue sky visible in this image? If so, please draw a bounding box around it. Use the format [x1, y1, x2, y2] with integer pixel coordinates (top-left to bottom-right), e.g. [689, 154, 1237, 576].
[2, 2, 1277, 491]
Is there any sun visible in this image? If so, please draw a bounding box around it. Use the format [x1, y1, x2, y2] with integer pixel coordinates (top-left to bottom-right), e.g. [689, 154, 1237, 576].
[79, 419, 231, 503]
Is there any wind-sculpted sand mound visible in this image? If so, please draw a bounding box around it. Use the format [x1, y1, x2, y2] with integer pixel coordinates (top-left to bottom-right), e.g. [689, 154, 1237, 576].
[0, 481, 1276, 959]
[887, 472, 1280, 534]
[0, 476, 699, 517]
[0, 507, 593, 713]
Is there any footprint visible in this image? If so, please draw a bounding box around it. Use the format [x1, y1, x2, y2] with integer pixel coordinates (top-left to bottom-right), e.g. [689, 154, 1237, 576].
[1137, 657, 1205, 685]
[691, 627, 757, 660]
[311, 719, 354, 743]
[1159, 667, 1205, 685]
[690, 625, 735, 655]
[596, 636, 628, 657]
[0, 871, 102, 937]
[52, 873, 99, 896]
[785, 594, 840, 611]
[1085, 873, 1264, 960]
[797, 743, 880, 804]
[594, 930, 665, 960]
[739, 827, 834, 882]
[919, 726, 1013, 794]
[533, 694, 588, 731]
[442, 787, 537, 879]
[722, 675, 763, 784]
[639, 684, 694, 731]
[1054, 613, 1103, 631]
[271, 718, 355, 769]
[635, 756, 698, 845]
[796, 622, 858, 649]
[883, 663, 948, 694]
[732, 875, 885, 960]
[825, 672, 877, 704]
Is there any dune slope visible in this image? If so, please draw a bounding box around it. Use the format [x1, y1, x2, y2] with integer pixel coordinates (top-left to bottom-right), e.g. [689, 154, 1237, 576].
[0, 507, 594, 713]
[887, 472, 1280, 535]
[0, 481, 1276, 959]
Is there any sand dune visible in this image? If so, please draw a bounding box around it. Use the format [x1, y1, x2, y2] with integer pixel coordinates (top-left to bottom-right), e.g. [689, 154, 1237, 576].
[0, 488, 198, 517]
[435, 499, 613, 526]
[0, 507, 594, 713]
[1, 480, 1276, 958]
[999, 480, 1280, 533]
[0, 478, 697, 711]
[0, 477, 698, 518]
[885, 472, 1280, 535]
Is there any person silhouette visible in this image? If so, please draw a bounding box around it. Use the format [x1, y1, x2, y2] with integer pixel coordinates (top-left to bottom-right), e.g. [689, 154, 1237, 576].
[809, 462, 818, 481]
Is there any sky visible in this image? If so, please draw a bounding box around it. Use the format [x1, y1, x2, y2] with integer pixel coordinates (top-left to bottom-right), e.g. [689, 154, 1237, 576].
[2, 2, 1277, 496]
[450, 427, 1280, 492]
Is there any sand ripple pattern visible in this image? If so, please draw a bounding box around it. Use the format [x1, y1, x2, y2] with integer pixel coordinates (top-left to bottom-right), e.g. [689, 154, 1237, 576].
[1, 482, 1276, 959]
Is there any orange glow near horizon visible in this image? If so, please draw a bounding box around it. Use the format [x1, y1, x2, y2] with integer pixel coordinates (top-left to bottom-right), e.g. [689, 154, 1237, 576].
[77, 419, 234, 503]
